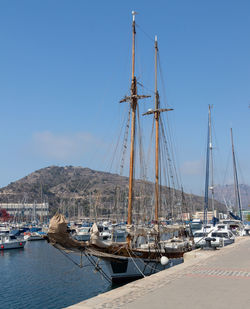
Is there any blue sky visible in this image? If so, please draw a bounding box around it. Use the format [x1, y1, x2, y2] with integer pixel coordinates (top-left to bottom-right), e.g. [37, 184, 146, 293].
[0, 0, 249, 195]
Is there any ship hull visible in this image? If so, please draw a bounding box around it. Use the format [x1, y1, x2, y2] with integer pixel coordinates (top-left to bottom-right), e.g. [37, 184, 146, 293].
[0, 241, 26, 250]
[103, 256, 183, 284]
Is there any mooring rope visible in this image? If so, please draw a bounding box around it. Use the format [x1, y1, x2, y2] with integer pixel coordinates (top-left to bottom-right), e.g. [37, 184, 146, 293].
[84, 252, 112, 284]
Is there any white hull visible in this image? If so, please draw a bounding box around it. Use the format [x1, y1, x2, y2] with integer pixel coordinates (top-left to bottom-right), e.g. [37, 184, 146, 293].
[24, 233, 45, 241]
[103, 257, 182, 283]
[0, 239, 26, 250]
[194, 225, 235, 248]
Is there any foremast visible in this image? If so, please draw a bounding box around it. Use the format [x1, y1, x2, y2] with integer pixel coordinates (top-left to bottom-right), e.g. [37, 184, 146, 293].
[128, 11, 137, 227]
[120, 11, 150, 243]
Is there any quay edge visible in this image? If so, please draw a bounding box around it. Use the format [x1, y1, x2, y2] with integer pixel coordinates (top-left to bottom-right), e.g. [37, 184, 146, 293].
[65, 236, 250, 309]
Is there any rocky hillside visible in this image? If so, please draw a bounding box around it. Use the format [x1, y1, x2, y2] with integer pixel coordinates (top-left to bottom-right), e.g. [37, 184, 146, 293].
[0, 166, 226, 220]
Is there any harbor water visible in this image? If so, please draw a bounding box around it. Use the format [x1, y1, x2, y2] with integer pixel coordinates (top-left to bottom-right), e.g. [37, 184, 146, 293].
[0, 241, 111, 309]
[0, 236, 185, 309]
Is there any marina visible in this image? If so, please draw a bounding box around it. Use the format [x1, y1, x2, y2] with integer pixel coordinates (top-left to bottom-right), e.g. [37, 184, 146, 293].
[0, 1, 250, 309]
[0, 224, 249, 308]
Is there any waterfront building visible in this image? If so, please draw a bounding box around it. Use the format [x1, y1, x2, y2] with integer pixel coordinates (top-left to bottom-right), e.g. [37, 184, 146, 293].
[0, 202, 49, 220]
[194, 210, 217, 222]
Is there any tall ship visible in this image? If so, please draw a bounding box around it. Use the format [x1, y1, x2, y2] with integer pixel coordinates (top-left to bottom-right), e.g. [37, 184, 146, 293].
[46, 12, 193, 284]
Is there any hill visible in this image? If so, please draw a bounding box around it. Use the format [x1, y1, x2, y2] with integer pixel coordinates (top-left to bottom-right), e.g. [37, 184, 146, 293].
[0, 166, 227, 220]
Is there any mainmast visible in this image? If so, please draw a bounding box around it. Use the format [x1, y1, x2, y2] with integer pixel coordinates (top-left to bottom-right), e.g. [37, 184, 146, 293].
[143, 36, 172, 223]
[230, 128, 243, 221]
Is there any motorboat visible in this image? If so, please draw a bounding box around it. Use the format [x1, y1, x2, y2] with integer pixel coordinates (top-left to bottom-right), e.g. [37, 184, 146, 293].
[221, 219, 245, 236]
[0, 223, 10, 234]
[0, 234, 26, 250]
[98, 225, 111, 240]
[74, 225, 113, 242]
[210, 230, 235, 246]
[161, 237, 193, 252]
[193, 224, 216, 248]
[73, 226, 91, 241]
[24, 231, 45, 241]
[193, 230, 210, 248]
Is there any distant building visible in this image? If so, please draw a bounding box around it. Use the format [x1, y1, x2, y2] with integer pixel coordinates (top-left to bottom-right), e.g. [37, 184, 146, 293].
[194, 210, 217, 222]
[0, 202, 49, 218]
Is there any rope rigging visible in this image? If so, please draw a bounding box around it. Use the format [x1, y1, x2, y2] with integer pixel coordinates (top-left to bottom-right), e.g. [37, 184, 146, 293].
[120, 106, 131, 176]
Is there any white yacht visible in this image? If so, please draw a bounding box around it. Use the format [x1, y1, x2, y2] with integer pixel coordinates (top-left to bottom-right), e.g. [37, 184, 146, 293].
[193, 224, 215, 248]
[210, 229, 235, 246]
[193, 223, 235, 248]
[73, 226, 91, 241]
[0, 234, 26, 250]
[0, 223, 10, 234]
[193, 230, 210, 248]
[24, 232, 45, 241]
[74, 225, 113, 242]
[221, 219, 245, 236]
[98, 225, 111, 240]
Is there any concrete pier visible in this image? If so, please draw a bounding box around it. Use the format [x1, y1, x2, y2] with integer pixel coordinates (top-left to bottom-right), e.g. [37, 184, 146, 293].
[67, 237, 250, 309]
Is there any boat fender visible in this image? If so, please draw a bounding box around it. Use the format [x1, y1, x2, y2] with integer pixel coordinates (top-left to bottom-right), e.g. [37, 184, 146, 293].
[160, 256, 169, 265]
[1, 245, 4, 249]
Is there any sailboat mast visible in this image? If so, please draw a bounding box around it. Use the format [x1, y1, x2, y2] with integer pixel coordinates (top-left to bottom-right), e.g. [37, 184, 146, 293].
[208, 105, 215, 216]
[230, 128, 243, 221]
[203, 107, 210, 226]
[142, 36, 173, 222]
[127, 11, 137, 226]
[154, 36, 159, 222]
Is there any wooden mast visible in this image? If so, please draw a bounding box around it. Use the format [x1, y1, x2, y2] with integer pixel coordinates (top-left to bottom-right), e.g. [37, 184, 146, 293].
[143, 36, 173, 223]
[127, 11, 137, 226]
[120, 12, 150, 234]
[154, 36, 159, 222]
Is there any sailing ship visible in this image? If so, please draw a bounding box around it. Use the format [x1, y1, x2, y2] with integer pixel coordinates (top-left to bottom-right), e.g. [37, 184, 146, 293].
[46, 12, 193, 283]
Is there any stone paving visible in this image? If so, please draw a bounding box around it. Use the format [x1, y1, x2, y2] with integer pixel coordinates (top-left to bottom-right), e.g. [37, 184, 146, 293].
[67, 237, 250, 309]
